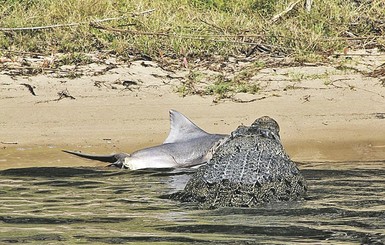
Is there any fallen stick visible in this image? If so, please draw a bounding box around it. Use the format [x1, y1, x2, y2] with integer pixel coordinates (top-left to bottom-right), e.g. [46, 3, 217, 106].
[271, 0, 301, 23]
[333, 53, 382, 56]
[56, 89, 76, 100]
[91, 23, 271, 47]
[1, 141, 18, 145]
[0, 22, 81, 31]
[91, 23, 265, 39]
[0, 9, 155, 32]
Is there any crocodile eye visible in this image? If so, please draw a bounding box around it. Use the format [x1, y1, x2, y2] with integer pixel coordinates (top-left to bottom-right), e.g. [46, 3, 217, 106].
[260, 129, 270, 138]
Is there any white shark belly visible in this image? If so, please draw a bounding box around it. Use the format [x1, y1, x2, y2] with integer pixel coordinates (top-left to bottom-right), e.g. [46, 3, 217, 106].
[122, 138, 220, 170]
[166, 135, 225, 165]
[123, 147, 178, 170]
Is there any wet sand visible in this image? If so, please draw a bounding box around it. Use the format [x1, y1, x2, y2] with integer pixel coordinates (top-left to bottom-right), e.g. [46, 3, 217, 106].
[1, 54, 385, 170]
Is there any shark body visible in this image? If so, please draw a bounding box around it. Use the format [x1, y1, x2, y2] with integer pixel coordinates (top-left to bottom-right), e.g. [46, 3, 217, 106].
[63, 110, 227, 170]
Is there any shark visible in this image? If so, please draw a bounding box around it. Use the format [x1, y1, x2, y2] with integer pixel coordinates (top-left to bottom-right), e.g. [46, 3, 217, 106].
[63, 110, 227, 170]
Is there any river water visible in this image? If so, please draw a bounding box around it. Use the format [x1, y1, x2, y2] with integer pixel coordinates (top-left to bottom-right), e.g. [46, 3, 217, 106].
[0, 161, 384, 244]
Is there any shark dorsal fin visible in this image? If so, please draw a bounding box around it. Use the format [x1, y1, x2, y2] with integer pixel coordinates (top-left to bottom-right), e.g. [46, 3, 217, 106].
[163, 110, 209, 144]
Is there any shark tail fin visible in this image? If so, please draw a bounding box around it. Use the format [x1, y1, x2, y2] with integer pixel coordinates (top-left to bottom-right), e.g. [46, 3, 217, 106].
[62, 150, 129, 164]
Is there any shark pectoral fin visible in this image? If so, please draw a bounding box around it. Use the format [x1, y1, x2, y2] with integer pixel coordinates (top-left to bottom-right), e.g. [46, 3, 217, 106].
[107, 153, 130, 169]
[177, 156, 206, 168]
[181, 161, 206, 169]
[107, 160, 128, 169]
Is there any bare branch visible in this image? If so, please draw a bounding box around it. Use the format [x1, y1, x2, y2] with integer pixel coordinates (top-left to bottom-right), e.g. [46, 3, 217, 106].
[90, 23, 267, 46]
[0, 22, 81, 31]
[0, 9, 155, 32]
[271, 0, 301, 23]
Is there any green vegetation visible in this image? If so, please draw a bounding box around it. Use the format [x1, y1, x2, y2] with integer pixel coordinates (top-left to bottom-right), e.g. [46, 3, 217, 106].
[288, 71, 331, 82]
[1, 0, 384, 99]
[0, 0, 384, 62]
[56, 52, 93, 66]
[177, 66, 262, 99]
[205, 78, 260, 99]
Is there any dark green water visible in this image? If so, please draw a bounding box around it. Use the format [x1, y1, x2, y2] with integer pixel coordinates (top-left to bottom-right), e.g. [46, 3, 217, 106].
[0, 162, 384, 244]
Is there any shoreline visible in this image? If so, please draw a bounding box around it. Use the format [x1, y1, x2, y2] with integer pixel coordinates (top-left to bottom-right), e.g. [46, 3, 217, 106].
[1, 56, 385, 170]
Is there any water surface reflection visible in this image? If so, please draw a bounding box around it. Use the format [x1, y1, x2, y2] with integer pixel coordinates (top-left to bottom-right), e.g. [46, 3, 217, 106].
[0, 162, 384, 244]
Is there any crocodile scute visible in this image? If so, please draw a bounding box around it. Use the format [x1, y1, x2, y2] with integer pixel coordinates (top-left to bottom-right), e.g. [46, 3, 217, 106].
[175, 116, 307, 209]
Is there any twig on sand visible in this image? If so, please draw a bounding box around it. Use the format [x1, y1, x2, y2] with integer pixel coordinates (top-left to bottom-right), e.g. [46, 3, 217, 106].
[1, 141, 18, 145]
[271, 0, 301, 23]
[367, 63, 385, 77]
[56, 89, 76, 100]
[20, 83, 37, 96]
[231, 96, 267, 103]
[35, 88, 76, 104]
[0, 9, 155, 32]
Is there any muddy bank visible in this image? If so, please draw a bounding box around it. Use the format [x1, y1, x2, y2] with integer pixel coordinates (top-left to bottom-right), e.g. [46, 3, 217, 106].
[1, 52, 385, 170]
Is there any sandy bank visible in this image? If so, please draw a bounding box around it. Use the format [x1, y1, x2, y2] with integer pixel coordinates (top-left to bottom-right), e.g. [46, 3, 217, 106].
[1, 54, 384, 170]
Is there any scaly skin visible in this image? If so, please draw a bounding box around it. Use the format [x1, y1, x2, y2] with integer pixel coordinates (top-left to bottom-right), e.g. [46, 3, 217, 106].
[175, 116, 307, 209]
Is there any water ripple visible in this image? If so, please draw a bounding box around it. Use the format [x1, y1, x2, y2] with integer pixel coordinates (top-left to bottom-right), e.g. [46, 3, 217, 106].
[0, 162, 384, 244]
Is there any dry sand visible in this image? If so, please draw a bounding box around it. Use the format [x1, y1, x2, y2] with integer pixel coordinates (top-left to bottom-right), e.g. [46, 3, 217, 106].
[1, 51, 384, 170]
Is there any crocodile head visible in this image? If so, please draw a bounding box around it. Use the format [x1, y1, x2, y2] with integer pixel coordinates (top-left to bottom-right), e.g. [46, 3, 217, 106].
[231, 116, 280, 141]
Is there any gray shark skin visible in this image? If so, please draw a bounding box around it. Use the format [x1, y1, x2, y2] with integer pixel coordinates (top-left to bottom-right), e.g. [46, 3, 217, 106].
[63, 110, 227, 170]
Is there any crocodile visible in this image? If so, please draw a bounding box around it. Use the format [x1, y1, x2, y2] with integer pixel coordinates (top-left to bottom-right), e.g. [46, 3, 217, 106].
[173, 116, 307, 208]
